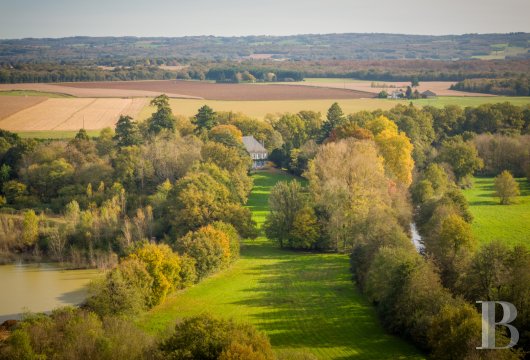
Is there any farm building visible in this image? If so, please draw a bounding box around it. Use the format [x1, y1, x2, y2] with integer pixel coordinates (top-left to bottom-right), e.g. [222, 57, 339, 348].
[421, 90, 437, 98]
[243, 135, 268, 169]
[388, 90, 405, 99]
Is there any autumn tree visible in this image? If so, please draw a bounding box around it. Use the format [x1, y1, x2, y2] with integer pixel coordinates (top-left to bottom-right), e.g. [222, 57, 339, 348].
[159, 314, 274, 360]
[438, 137, 483, 185]
[307, 139, 393, 252]
[127, 243, 182, 305]
[264, 180, 306, 248]
[427, 213, 476, 289]
[494, 170, 520, 204]
[176, 225, 231, 279]
[22, 210, 39, 247]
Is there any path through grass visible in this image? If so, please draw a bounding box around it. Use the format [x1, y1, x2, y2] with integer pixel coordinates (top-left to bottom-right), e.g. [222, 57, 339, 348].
[139, 170, 423, 359]
[464, 177, 530, 247]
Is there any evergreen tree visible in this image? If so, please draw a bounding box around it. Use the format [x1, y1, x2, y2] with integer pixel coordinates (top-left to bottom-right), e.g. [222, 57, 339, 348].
[114, 115, 142, 147]
[147, 94, 176, 134]
[74, 128, 90, 141]
[192, 105, 217, 135]
[318, 102, 344, 143]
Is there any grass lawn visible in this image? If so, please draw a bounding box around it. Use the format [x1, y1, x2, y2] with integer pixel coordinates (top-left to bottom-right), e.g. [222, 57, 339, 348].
[16, 130, 101, 139]
[138, 170, 423, 359]
[0, 90, 73, 98]
[136, 97, 530, 121]
[464, 177, 530, 247]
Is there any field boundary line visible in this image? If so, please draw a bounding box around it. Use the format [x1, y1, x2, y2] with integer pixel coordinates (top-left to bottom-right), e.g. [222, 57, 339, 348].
[0, 97, 49, 123]
[50, 98, 98, 130]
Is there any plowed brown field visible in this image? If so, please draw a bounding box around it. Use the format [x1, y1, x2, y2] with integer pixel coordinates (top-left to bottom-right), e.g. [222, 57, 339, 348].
[59, 80, 374, 100]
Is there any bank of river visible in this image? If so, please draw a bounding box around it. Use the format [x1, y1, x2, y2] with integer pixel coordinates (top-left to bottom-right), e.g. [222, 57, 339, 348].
[0, 263, 100, 322]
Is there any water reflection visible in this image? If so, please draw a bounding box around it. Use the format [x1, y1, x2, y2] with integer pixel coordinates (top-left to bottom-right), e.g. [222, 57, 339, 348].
[0, 263, 101, 322]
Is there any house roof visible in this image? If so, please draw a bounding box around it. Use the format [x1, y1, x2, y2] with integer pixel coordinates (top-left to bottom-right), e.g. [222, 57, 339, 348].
[421, 90, 437, 96]
[242, 135, 267, 154]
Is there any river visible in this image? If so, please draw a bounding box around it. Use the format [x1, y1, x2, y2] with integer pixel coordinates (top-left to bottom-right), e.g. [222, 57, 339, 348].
[410, 223, 425, 253]
[0, 263, 101, 322]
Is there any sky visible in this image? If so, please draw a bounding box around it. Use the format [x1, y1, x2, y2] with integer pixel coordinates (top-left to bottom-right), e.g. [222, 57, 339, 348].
[0, 0, 529, 39]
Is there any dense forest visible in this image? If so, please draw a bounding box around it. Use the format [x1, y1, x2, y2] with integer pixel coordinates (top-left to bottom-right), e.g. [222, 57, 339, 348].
[1, 33, 529, 62]
[0, 34, 529, 85]
[0, 97, 529, 358]
[2, 59, 530, 84]
[451, 77, 530, 96]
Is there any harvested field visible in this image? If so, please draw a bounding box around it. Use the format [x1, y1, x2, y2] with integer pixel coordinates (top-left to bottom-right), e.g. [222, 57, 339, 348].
[0, 96, 48, 120]
[57, 80, 374, 100]
[0, 83, 199, 99]
[0, 98, 147, 131]
[292, 79, 493, 97]
[137, 96, 530, 121]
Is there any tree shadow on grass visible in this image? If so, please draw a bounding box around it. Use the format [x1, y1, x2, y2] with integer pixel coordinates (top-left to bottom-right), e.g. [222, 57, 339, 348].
[231, 247, 421, 358]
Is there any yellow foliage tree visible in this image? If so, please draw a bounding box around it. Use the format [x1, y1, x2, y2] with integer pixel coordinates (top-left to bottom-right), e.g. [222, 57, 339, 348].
[374, 128, 414, 186]
[128, 243, 181, 305]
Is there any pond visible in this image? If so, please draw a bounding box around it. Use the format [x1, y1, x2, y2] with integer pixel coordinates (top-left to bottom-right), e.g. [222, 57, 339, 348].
[0, 263, 101, 322]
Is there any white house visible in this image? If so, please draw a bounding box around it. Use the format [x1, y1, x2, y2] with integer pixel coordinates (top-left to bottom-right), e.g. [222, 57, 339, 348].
[242, 135, 268, 169]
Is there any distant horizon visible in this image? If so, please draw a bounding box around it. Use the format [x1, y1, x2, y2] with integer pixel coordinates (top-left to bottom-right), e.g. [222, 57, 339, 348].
[2, 31, 529, 41]
[1, 0, 529, 39]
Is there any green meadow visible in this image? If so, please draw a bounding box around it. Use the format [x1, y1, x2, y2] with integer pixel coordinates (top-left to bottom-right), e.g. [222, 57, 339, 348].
[464, 177, 530, 247]
[0, 90, 73, 98]
[138, 170, 423, 359]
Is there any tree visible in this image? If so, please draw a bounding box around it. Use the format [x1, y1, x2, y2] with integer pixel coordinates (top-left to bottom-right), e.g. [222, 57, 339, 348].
[289, 206, 320, 249]
[494, 170, 520, 205]
[405, 86, 412, 99]
[272, 114, 307, 150]
[176, 225, 231, 279]
[159, 314, 274, 360]
[438, 138, 483, 184]
[378, 90, 388, 98]
[318, 102, 345, 143]
[127, 243, 182, 305]
[373, 125, 414, 186]
[148, 95, 176, 134]
[193, 105, 218, 134]
[429, 213, 476, 289]
[75, 128, 90, 141]
[264, 181, 305, 248]
[22, 210, 39, 247]
[114, 115, 141, 147]
[209, 124, 243, 147]
[96, 127, 115, 156]
[306, 139, 393, 252]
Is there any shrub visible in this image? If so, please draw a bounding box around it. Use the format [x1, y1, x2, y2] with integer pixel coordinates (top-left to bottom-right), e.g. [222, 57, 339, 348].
[176, 225, 231, 280]
[158, 314, 274, 360]
[128, 243, 182, 305]
[0, 308, 154, 360]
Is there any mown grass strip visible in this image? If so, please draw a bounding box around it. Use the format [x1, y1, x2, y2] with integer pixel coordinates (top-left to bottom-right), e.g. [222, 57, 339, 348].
[138, 170, 423, 359]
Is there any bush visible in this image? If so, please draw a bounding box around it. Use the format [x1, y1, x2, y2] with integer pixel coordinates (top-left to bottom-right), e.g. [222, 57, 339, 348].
[176, 225, 231, 280]
[211, 221, 240, 261]
[158, 314, 274, 360]
[128, 243, 182, 305]
[0, 308, 154, 360]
